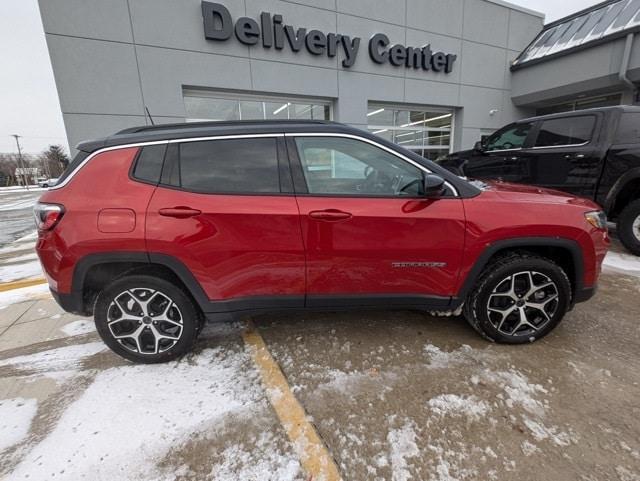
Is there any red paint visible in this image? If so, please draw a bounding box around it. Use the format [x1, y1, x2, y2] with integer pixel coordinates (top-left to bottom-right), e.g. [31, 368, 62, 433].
[37, 149, 609, 304]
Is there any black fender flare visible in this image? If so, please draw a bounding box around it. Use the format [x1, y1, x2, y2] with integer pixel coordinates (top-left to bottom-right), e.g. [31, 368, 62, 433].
[71, 252, 211, 312]
[604, 167, 640, 215]
[451, 237, 584, 308]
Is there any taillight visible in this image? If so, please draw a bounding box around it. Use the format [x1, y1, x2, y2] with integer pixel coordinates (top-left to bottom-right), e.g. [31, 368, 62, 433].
[34, 203, 65, 231]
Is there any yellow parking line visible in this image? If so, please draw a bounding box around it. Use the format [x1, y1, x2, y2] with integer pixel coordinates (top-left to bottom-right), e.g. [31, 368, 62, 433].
[242, 321, 342, 481]
[0, 278, 47, 292]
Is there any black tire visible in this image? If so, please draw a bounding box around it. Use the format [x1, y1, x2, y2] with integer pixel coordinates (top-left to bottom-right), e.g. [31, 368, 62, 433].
[463, 253, 572, 344]
[94, 275, 201, 363]
[617, 199, 640, 256]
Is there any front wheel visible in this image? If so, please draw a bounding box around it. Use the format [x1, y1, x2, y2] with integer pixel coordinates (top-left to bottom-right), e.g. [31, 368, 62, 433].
[463, 253, 572, 344]
[617, 199, 640, 256]
[94, 275, 201, 363]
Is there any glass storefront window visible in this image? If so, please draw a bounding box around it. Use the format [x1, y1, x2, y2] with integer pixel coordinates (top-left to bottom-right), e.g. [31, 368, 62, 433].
[367, 104, 453, 160]
[184, 90, 331, 122]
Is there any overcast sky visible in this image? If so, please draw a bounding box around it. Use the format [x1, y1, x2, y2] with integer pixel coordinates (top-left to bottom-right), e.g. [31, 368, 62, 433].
[0, 0, 603, 154]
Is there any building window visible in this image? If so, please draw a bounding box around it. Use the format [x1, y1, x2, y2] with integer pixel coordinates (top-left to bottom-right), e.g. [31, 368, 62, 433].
[183, 90, 331, 122]
[366, 104, 453, 161]
[536, 93, 622, 116]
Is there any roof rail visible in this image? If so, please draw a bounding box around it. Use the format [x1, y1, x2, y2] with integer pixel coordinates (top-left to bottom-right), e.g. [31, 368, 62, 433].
[115, 119, 333, 136]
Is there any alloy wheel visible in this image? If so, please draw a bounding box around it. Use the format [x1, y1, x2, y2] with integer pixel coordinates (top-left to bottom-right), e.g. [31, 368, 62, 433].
[633, 215, 640, 242]
[486, 271, 559, 337]
[107, 288, 183, 355]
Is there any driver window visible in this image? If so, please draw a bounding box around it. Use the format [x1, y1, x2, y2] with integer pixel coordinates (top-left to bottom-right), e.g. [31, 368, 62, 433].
[485, 123, 532, 151]
[294, 137, 424, 196]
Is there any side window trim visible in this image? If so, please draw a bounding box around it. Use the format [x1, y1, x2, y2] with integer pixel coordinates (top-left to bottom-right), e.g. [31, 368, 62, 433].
[530, 114, 598, 150]
[285, 133, 458, 197]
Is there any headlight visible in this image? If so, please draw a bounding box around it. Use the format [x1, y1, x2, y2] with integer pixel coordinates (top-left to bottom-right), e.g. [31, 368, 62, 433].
[585, 210, 607, 230]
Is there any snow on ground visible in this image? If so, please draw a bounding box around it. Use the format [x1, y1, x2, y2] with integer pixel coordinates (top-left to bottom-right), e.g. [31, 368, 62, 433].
[0, 283, 50, 310]
[604, 250, 640, 277]
[0, 198, 40, 212]
[427, 394, 490, 420]
[0, 342, 106, 375]
[2, 346, 302, 481]
[61, 319, 96, 336]
[0, 259, 43, 283]
[0, 186, 47, 192]
[0, 398, 38, 452]
[387, 422, 419, 481]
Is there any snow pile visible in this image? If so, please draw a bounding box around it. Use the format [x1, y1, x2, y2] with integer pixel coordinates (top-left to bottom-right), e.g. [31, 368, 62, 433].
[603, 251, 640, 277]
[427, 394, 490, 420]
[482, 369, 548, 416]
[387, 422, 419, 481]
[0, 398, 38, 452]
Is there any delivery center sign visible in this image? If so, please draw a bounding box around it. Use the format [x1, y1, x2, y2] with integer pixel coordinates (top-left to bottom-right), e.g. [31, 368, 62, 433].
[201, 1, 457, 74]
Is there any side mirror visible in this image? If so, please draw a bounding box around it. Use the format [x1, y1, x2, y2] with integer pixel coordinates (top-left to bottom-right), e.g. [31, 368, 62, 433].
[474, 140, 485, 152]
[423, 174, 446, 198]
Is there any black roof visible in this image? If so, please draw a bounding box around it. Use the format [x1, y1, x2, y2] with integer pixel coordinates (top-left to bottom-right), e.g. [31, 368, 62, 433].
[77, 120, 358, 153]
[516, 105, 640, 124]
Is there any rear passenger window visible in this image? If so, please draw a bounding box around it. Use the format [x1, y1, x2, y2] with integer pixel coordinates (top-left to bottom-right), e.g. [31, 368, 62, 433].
[614, 113, 640, 143]
[178, 138, 280, 193]
[534, 116, 595, 147]
[133, 144, 167, 184]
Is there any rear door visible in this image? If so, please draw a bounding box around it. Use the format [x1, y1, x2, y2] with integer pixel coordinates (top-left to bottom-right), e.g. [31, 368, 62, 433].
[517, 114, 601, 197]
[287, 134, 466, 308]
[463, 122, 534, 182]
[146, 135, 305, 311]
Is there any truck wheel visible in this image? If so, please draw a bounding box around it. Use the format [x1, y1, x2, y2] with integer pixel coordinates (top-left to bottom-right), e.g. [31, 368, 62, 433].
[617, 200, 640, 256]
[463, 253, 571, 344]
[94, 275, 202, 364]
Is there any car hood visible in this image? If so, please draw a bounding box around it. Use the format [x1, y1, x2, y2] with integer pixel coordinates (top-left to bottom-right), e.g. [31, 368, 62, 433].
[473, 179, 600, 209]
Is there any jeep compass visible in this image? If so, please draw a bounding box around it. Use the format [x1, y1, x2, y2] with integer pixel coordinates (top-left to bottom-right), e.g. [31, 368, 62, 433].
[35, 121, 609, 363]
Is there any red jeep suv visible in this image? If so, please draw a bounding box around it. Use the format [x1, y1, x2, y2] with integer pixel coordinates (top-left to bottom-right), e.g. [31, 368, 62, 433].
[35, 121, 609, 363]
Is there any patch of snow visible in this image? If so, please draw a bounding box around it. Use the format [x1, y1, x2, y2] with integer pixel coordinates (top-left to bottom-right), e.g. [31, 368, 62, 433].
[521, 440, 538, 456]
[0, 283, 50, 309]
[482, 369, 547, 416]
[423, 344, 488, 369]
[427, 394, 490, 420]
[0, 342, 106, 374]
[61, 319, 96, 336]
[387, 422, 419, 481]
[0, 259, 43, 282]
[522, 417, 571, 446]
[207, 433, 300, 481]
[616, 466, 640, 481]
[6, 348, 298, 481]
[0, 397, 38, 452]
[603, 251, 640, 277]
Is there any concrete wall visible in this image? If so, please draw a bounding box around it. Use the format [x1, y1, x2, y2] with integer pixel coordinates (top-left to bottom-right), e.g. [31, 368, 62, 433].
[511, 34, 640, 108]
[39, 0, 542, 153]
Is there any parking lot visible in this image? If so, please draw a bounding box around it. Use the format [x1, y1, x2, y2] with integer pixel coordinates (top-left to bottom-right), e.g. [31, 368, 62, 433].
[1, 187, 639, 481]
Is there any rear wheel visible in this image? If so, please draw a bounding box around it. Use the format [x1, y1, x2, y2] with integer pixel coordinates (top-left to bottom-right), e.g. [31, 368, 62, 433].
[463, 253, 571, 344]
[617, 199, 640, 256]
[94, 275, 201, 363]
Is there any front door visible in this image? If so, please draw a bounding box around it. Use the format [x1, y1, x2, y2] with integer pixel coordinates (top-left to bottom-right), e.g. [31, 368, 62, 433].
[464, 122, 534, 182]
[146, 136, 305, 311]
[287, 135, 466, 308]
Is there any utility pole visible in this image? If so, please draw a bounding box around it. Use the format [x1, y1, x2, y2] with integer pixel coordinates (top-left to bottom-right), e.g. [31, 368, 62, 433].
[11, 134, 29, 189]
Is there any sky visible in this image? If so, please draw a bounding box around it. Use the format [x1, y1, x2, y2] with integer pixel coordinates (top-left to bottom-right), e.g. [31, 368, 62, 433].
[0, 0, 604, 155]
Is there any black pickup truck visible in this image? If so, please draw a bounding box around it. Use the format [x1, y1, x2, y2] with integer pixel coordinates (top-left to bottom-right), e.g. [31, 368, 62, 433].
[438, 105, 640, 255]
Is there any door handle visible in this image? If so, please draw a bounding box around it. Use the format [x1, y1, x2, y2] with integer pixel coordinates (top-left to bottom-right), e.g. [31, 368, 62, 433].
[159, 206, 202, 218]
[308, 209, 352, 222]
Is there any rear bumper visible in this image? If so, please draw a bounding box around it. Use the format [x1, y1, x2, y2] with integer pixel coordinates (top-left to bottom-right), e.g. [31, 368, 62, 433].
[50, 288, 87, 316]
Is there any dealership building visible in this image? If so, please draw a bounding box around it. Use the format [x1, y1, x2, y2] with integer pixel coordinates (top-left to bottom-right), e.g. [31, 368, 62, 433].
[40, 0, 640, 157]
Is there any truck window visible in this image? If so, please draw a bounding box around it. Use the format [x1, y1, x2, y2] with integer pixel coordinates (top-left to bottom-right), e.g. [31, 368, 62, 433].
[534, 116, 595, 147]
[614, 113, 640, 144]
[485, 123, 532, 151]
